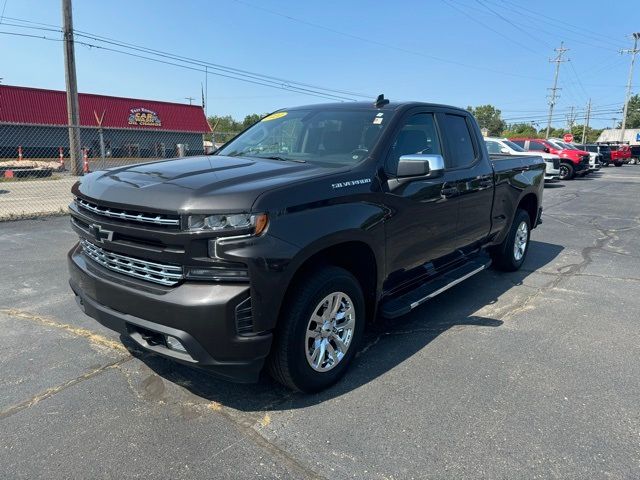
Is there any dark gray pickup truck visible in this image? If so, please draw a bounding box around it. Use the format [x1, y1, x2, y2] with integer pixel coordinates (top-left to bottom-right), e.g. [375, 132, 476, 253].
[68, 97, 545, 392]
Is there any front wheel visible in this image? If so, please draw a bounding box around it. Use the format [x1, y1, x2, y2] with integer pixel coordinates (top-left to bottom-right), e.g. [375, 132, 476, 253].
[490, 209, 531, 272]
[614, 162, 623, 167]
[268, 266, 365, 392]
[558, 162, 574, 180]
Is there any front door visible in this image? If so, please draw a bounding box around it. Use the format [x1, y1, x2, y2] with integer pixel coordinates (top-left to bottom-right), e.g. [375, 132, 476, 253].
[383, 110, 462, 290]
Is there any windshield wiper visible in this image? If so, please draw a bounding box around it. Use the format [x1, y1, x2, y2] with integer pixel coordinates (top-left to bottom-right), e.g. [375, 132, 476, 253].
[253, 155, 306, 163]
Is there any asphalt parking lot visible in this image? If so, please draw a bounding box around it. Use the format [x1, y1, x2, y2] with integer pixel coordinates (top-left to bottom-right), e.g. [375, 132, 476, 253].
[1, 167, 639, 479]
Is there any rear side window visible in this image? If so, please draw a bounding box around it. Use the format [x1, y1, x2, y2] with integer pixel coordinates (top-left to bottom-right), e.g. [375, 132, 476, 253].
[528, 142, 545, 151]
[511, 140, 525, 147]
[442, 114, 476, 168]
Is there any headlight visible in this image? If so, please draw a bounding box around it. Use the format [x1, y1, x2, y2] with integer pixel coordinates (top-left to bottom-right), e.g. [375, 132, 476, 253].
[186, 213, 268, 234]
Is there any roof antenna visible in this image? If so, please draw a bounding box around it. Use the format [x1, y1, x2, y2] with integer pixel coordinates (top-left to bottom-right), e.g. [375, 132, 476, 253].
[374, 94, 389, 108]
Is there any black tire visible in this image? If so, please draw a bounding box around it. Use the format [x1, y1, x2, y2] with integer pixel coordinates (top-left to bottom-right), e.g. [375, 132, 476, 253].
[602, 160, 610, 167]
[614, 162, 623, 167]
[268, 266, 365, 392]
[490, 209, 531, 272]
[558, 162, 574, 180]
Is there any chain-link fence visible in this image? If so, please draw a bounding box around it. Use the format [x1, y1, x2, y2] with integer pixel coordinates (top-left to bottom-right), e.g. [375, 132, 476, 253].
[0, 122, 217, 220]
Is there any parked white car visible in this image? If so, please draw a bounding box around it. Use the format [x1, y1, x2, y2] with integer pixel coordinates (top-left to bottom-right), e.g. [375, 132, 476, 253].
[485, 137, 561, 181]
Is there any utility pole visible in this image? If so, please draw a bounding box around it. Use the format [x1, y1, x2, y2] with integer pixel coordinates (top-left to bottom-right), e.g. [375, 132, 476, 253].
[582, 98, 591, 144]
[566, 105, 575, 131]
[62, 0, 82, 176]
[545, 42, 569, 139]
[185, 96, 195, 105]
[619, 32, 640, 143]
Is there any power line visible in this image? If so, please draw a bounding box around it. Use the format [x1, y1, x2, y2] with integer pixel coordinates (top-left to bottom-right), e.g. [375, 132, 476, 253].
[0, 0, 8, 24]
[0, 16, 370, 101]
[0, 29, 361, 102]
[225, 0, 548, 80]
[443, 0, 542, 56]
[475, 0, 553, 49]
[495, 0, 627, 51]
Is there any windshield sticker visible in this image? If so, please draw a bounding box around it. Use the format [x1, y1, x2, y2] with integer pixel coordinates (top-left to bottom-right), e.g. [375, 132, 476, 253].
[373, 117, 383, 125]
[331, 178, 372, 189]
[376, 112, 384, 117]
[262, 112, 288, 122]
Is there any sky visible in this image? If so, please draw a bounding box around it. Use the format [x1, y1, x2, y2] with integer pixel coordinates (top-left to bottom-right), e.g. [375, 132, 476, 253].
[0, 0, 638, 129]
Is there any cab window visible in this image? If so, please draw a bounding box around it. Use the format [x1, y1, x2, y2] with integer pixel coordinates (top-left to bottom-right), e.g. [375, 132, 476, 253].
[485, 141, 502, 154]
[387, 113, 441, 174]
[442, 114, 477, 169]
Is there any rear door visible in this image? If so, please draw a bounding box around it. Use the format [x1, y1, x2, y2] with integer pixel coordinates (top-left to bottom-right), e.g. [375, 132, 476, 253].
[437, 112, 494, 251]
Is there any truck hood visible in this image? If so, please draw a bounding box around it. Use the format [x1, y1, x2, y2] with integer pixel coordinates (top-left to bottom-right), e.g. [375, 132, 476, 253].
[73, 155, 339, 213]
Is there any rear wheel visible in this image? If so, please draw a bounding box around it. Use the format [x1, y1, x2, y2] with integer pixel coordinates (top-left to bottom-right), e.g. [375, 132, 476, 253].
[490, 209, 531, 272]
[558, 162, 574, 180]
[614, 162, 623, 167]
[268, 266, 365, 392]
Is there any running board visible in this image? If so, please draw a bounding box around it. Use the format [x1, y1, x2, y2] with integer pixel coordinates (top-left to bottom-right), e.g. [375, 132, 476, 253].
[381, 258, 491, 319]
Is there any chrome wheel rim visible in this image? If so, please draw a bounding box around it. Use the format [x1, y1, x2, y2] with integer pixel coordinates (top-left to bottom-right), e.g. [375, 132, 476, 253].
[513, 221, 528, 261]
[305, 292, 355, 372]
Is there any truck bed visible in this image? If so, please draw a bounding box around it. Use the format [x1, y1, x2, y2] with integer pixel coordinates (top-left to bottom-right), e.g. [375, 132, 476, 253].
[489, 153, 545, 173]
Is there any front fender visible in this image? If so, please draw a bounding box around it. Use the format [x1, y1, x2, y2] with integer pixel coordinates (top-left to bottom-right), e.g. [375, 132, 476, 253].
[216, 201, 387, 333]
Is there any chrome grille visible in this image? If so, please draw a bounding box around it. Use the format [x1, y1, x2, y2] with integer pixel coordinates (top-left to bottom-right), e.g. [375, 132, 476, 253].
[76, 197, 180, 227]
[80, 239, 183, 286]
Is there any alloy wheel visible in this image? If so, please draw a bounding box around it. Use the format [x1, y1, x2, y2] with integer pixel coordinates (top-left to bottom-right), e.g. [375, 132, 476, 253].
[305, 292, 356, 372]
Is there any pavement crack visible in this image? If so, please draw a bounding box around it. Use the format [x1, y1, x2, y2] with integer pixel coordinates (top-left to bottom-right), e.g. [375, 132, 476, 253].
[0, 357, 132, 420]
[0, 308, 128, 354]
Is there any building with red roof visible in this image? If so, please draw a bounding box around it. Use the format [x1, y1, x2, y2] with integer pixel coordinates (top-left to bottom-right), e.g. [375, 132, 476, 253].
[0, 84, 211, 159]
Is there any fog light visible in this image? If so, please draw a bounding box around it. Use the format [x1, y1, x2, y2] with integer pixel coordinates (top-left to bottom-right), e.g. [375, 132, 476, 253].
[165, 335, 187, 353]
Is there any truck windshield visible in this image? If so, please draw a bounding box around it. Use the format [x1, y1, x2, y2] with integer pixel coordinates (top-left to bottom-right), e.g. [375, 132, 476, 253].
[216, 109, 388, 167]
[503, 140, 525, 152]
[546, 140, 564, 150]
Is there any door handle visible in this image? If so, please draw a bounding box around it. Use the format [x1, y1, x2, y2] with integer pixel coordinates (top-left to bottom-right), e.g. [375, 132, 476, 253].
[441, 187, 458, 198]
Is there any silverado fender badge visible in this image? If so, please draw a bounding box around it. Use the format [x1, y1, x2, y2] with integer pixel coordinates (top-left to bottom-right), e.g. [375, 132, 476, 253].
[331, 178, 372, 189]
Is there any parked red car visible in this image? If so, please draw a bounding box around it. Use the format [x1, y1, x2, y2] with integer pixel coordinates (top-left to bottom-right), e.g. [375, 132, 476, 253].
[509, 138, 590, 180]
[608, 144, 631, 167]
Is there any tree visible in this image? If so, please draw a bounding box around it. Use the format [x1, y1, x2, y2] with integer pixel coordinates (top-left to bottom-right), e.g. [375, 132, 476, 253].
[623, 94, 640, 129]
[242, 113, 263, 129]
[501, 122, 539, 138]
[467, 104, 506, 136]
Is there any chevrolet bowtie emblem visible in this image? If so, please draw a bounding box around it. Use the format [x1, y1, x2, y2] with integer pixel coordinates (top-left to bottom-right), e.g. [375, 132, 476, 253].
[89, 224, 114, 243]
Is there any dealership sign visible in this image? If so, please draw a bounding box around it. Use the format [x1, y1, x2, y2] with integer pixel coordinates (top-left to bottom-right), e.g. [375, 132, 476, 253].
[128, 108, 161, 127]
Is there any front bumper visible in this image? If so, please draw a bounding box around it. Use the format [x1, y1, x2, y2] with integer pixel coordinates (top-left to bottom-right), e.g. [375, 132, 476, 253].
[68, 244, 272, 382]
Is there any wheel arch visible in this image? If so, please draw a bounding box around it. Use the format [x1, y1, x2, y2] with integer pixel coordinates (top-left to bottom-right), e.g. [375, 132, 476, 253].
[278, 237, 382, 327]
[517, 192, 539, 228]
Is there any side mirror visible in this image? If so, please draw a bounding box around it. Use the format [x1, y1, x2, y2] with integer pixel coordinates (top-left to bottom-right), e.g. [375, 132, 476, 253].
[397, 154, 445, 178]
[500, 147, 509, 154]
[543, 147, 550, 153]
